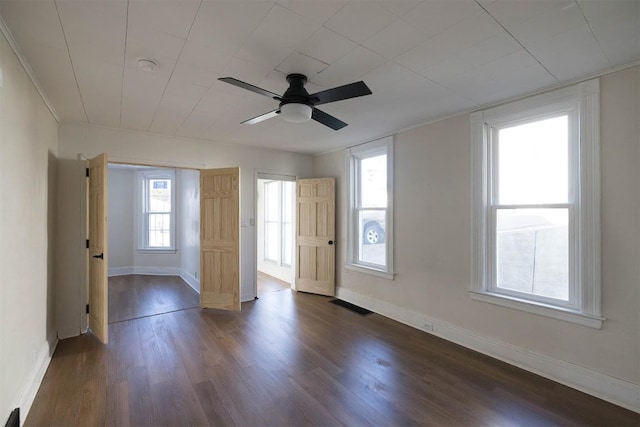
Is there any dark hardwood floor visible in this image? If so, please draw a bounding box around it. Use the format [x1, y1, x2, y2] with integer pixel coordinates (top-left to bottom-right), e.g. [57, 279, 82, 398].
[27, 288, 638, 426]
[257, 270, 290, 296]
[108, 275, 200, 323]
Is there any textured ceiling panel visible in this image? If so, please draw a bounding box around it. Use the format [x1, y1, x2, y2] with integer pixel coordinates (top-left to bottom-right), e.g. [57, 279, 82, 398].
[1, 0, 637, 154]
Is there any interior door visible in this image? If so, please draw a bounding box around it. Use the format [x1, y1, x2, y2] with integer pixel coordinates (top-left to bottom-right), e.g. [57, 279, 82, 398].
[200, 167, 241, 310]
[87, 153, 108, 343]
[295, 178, 335, 296]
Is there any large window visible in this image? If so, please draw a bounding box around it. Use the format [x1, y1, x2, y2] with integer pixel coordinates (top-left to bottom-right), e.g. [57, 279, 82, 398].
[471, 79, 602, 328]
[347, 137, 394, 278]
[263, 180, 294, 266]
[139, 169, 175, 251]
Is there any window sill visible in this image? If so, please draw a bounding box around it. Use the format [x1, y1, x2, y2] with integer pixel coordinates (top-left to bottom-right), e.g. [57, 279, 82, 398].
[137, 248, 176, 254]
[469, 291, 604, 329]
[345, 263, 394, 280]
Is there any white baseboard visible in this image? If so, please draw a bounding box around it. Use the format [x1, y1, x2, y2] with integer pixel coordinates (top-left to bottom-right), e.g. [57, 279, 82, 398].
[179, 270, 200, 294]
[108, 266, 133, 276]
[108, 266, 180, 277]
[336, 287, 640, 413]
[13, 333, 58, 426]
[133, 266, 180, 276]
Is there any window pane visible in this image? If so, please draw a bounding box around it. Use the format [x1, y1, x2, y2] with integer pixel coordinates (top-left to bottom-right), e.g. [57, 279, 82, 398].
[358, 210, 386, 267]
[497, 115, 568, 204]
[283, 181, 294, 222]
[149, 179, 172, 212]
[265, 222, 279, 261]
[496, 208, 568, 300]
[360, 154, 387, 208]
[265, 181, 280, 221]
[282, 223, 293, 266]
[148, 213, 171, 247]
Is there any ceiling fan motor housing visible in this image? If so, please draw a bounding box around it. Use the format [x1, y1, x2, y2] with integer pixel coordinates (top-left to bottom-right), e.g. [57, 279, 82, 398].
[280, 74, 314, 108]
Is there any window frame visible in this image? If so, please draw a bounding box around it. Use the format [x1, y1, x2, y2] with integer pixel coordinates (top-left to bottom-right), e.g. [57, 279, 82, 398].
[470, 79, 603, 328]
[346, 136, 394, 279]
[138, 169, 176, 252]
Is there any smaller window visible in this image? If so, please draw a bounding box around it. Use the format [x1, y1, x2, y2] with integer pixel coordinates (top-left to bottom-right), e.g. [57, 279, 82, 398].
[139, 169, 176, 251]
[347, 137, 394, 278]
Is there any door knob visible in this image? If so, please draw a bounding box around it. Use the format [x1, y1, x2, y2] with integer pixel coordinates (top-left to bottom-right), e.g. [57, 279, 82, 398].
[328, 240, 334, 245]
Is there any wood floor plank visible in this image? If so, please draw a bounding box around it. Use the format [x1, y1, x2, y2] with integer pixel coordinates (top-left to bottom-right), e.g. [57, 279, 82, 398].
[25, 276, 640, 427]
[109, 275, 199, 323]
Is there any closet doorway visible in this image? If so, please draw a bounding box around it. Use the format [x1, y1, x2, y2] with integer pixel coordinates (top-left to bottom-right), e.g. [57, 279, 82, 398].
[255, 173, 296, 297]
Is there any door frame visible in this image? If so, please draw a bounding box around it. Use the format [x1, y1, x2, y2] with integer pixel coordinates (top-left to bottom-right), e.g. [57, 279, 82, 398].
[79, 154, 205, 334]
[253, 170, 298, 298]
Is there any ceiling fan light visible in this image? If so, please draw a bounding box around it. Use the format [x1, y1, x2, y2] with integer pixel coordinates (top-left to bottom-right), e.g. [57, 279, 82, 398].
[281, 103, 312, 123]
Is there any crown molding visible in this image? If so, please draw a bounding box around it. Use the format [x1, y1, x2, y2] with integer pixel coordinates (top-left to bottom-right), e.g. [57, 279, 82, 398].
[0, 15, 60, 122]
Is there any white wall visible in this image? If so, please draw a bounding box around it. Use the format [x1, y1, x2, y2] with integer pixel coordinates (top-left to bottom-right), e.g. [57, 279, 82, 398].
[56, 123, 313, 338]
[0, 29, 58, 422]
[178, 168, 200, 292]
[107, 167, 134, 272]
[313, 66, 640, 410]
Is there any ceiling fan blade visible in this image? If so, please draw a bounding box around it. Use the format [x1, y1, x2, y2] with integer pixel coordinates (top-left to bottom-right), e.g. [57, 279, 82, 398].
[242, 109, 280, 125]
[311, 108, 348, 130]
[219, 77, 281, 100]
[310, 81, 372, 106]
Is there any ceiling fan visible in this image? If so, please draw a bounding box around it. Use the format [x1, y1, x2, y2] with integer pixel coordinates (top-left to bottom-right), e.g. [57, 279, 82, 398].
[218, 73, 372, 130]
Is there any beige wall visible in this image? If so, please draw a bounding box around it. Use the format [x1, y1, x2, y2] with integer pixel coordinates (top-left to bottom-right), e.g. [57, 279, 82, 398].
[314, 67, 640, 388]
[56, 123, 314, 337]
[0, 31, 58, 419]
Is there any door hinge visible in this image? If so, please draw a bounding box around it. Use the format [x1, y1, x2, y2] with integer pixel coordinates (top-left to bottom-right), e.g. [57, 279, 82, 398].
[86, 304, 90, 314]
[86, 168, 90, 178]
[86, 239, 90, 249]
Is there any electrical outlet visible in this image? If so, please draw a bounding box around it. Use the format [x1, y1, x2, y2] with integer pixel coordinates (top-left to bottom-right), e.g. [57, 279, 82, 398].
[194, 272, 198, 279]
[423, 322, 434, 332]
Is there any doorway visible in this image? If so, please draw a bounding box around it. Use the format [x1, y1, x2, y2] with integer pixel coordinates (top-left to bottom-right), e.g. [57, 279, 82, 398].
[255, 173, 296, 296]
[105, 163, 200, 323]
[84, 155, 242, 340]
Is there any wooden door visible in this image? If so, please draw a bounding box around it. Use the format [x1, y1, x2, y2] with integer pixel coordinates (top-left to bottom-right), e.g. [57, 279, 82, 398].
[200, 167, 241, 310]
[88, 153, 108, 343]
[296, 178, 335, 296]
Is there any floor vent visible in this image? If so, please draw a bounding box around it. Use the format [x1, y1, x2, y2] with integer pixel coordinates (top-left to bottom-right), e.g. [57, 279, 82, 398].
[5, 408, 19, 427]
[330, 299, 373, 315]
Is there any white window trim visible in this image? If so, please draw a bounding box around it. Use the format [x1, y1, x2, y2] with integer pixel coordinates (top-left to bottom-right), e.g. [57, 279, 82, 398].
[346, 136, 394, 279]
[137, 169, 176, 252]
[470, 79, 603, 329]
